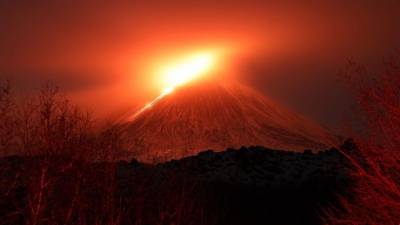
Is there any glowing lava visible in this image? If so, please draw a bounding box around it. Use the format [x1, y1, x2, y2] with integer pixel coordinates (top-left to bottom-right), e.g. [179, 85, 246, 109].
[129, 51, 217, 121]
[160, 52, 216, 94]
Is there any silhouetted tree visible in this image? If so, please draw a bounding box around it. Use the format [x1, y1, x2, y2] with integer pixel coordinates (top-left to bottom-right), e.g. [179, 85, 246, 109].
[0, 80, 17, 156]
[325, 55, 400, 224]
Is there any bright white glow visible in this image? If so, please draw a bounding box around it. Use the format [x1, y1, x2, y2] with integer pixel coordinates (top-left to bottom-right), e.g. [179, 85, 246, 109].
[129, 51, 218, 121]
[162, 86, 174, 95]
[161, 52, 216, 94]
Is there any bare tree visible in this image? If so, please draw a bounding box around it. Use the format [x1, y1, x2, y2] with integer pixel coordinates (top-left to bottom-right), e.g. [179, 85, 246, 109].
[0, 80, 16, 156]
[0, 80, 132, 225]
[325, 56, 400, 224]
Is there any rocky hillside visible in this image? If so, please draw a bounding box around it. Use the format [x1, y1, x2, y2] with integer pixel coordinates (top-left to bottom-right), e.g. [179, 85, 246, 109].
[120, 80, 337, 162]
[0, 145, 351, 225]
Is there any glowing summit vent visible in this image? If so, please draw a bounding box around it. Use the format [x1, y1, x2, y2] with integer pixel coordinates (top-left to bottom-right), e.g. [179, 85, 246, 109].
[161, 52, 216, 93]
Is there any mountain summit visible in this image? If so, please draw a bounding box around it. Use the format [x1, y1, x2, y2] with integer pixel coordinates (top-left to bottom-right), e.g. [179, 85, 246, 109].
[120, 80, 336, 163]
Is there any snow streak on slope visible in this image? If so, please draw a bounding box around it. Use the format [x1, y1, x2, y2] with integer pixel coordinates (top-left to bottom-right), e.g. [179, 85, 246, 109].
[120, 80, 337, 163]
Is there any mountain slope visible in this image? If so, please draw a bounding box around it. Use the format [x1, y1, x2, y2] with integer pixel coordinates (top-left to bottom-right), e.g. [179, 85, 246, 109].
[120, 80, 337, 162]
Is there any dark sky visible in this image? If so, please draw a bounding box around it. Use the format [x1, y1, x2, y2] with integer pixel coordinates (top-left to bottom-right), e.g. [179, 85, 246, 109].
[1, 0, 399, 127]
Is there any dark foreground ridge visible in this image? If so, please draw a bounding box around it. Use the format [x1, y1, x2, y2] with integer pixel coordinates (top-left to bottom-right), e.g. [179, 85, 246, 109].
[0, 146, 351, 225]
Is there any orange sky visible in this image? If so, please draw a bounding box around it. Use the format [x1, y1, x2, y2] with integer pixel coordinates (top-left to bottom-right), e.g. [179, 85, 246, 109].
[1, 0, 399, 126]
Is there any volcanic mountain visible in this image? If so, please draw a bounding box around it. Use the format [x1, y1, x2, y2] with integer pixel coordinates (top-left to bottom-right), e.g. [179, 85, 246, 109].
[120, 80, 337, 163]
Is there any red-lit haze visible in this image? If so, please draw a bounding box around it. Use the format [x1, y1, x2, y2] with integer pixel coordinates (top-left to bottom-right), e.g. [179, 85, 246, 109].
[0, 1, 399, 126]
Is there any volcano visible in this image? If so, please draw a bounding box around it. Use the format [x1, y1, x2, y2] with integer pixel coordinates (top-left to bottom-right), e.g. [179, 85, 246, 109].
[120, 80, 337, 163]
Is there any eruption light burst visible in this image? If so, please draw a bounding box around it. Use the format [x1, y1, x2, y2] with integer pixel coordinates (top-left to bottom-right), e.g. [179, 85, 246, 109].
[160, 52, 216, 94]
[130, 51, 218, 121]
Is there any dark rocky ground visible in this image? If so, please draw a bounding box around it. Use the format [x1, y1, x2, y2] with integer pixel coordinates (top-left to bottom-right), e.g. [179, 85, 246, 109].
[0, 145, 351, 225]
